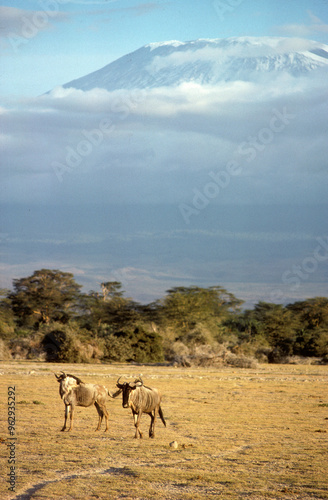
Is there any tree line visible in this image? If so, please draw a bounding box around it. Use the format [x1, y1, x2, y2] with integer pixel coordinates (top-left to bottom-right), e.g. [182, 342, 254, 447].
[0, 269, 327, 365]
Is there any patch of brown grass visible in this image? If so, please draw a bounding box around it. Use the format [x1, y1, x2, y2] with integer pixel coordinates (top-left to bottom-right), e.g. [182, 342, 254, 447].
[0, 362, 328, 499]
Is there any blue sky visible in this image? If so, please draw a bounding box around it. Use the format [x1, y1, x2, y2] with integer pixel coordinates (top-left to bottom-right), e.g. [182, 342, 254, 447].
[2, 0, 328, 97]
[1, 0, 328, 307]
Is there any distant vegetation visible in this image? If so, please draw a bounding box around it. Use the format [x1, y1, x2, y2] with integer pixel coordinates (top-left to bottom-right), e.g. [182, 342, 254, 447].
[1, 269, 327, 365]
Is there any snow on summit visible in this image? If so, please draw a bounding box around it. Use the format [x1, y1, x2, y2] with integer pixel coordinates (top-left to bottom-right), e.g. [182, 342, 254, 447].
[61, 37, 328, 92]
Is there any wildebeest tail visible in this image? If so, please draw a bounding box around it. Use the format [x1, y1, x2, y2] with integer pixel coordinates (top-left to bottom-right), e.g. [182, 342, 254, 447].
[159, 406, 166, 427]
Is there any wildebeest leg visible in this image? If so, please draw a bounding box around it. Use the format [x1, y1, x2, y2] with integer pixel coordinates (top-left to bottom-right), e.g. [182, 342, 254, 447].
[94, 402, 103, 431]
[68, 404, 74, 431]
[133, 411, 143, 438]
[103, 405, 109, 431]
[61, 404, 69, 431]
[95, 402, 109, 431]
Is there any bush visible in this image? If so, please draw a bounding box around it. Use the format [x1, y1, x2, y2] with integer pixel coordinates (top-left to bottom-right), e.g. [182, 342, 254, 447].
[223, 351, 257, 369]
[268, 347, 288, 364]
[58, 333, 104, 363]
[0, 339, 12, 360]
[166, 341, 257, 368]
[103, 333, 135, 362]
[165, 341, 191, 366]
[296, 329, 328, 357]
[9, 335, 45, 360]
[103, 325, 164, 363]
[41, 322, 104, 363]
[0, 317, 15, 340]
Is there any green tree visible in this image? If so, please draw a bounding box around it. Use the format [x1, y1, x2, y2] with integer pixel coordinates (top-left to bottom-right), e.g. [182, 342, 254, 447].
[0, 289, 15, 340]
[250, 302, 299, 361]
[287, 298, 328, 357]
[103, 326, 164, 363]
[155, 286, 243, 333]
[83, 281, 141, 332]
[225, 309, 265, 342]
[9, 269, 82, 327]
[287, 297, 328, 330]
[100, 281, 124, 300]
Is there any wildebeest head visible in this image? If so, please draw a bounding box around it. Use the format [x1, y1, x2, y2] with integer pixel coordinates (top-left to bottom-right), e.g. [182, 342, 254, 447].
[55, 372, 84, 399]
[55, 372, 84, 384]
[116, 377, 143, 408]
[55, 371, 66, 383]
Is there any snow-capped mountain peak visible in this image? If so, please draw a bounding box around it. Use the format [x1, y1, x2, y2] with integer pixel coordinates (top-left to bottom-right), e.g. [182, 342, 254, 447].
[146, 40, 187, 51]
[61, 37, 328, 92]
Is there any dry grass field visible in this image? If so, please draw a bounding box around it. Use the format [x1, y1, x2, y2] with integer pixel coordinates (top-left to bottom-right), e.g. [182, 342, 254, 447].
[1, 361, 328, 500]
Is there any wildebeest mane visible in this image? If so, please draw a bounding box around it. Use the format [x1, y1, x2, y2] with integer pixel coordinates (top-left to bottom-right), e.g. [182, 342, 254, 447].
[66, 373, 84, 385]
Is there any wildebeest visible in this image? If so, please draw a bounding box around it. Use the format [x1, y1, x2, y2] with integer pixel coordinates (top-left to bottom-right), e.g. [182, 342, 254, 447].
[55, 372, 118, 432]
[116, 376, 166, 438]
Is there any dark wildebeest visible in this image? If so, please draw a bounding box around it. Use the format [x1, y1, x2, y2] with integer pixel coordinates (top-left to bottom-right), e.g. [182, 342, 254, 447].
[116, 377, 166, 438]
[55, 372, 119, 432]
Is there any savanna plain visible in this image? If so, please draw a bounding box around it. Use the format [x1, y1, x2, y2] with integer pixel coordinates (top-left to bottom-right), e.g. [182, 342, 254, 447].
[1, 361, 327, 500]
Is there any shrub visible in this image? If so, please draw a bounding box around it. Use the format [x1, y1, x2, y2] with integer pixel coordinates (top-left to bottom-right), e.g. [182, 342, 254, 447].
[165, 341, 191, 366]
[103, 333, 135, 362]
[58, 333, 104, 363]
[41, 322, 104, 363]
[103, 325, 164, 363]
[9, 336, 45, 360]
[0, 317, 15, 340]
[223, 351, 258, 369]
[167, 341, 257, 368]
[0, 339, 12, 360]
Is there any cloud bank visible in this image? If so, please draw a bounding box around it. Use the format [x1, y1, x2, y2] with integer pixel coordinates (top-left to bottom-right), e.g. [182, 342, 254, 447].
[1, 65, 327, 208]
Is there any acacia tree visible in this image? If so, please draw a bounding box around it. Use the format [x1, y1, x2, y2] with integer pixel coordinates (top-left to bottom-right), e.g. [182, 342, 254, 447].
[156, 286, 243, 332]
[9, 269, 82, 327]
[249, 302, 300, 360]
[83, 281, 140, 332]
[287, 298, 328, 357]
[287, 297, 328, 330]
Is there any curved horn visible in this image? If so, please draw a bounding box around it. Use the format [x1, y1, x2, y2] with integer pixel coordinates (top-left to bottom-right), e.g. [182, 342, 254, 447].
[116, 376, 124, 388]
[133, 375, 143, 386]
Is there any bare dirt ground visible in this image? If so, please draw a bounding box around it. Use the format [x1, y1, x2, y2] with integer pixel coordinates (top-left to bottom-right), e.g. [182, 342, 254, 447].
[1, 361, 328, 499]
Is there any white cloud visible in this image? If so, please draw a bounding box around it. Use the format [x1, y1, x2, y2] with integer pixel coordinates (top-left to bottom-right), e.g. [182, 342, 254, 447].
[1, 62, 327, 208]
[276, 24, 314, 38]
[0, 6, 69, 39]
[146, 37, 325, 76]
[276, 11, 328, 37]
[40, 67, 325, 121]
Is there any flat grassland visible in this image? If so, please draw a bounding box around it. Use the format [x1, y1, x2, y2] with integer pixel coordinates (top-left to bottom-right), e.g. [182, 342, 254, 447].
[1, 361, 327, 500]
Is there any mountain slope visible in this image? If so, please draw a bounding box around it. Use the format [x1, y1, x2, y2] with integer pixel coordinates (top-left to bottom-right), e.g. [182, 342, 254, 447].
[62, 37, 328, 92]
